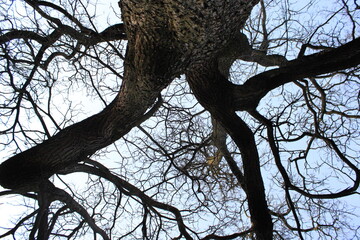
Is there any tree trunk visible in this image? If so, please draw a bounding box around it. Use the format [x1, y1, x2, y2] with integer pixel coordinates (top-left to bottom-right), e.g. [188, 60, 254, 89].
[0, 0, 259, 188]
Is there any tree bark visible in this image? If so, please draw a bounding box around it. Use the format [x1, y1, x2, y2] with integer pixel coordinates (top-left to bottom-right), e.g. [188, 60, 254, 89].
[186, 61, 273, 240]
[0, 0, 259, 189]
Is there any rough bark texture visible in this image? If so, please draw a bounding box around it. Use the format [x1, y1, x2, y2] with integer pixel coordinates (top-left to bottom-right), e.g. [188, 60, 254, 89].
[186, 61, 273, 239]
[0, 0, 259, 191]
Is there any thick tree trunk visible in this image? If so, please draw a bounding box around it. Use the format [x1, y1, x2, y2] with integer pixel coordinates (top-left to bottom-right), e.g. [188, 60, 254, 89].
[0, 0, 259, 188]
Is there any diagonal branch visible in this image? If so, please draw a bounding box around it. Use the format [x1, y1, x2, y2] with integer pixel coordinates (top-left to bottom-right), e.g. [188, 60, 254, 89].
[233, 37, 360, 110]
[0, 91, 165, 191]
[41, 181, 110, 240]
[60, 159, 194, 240]
[0, 23, 126, 47]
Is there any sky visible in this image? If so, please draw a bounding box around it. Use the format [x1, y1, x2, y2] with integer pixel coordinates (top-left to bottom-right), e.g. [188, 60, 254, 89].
[0, 0, 359, 239]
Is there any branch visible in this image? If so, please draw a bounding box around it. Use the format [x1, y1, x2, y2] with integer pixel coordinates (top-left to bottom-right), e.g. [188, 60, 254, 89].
[60, 159, 194, 240]
[29, 183, 52, 240]
[251, 110, 360, 199]
[29, 0, 92, 32]
[233, 37, 360, 110]
[186, 61, 273, 239]
[0, 23, 126, 47]
[249, 111, 304, 240]
[0, 31, 50, 45]
[42, 181, 110, 240]
[200, 228, 253, 240]
[0, 210, 39, 238]
[0, 72, 165, 191]
[217, 32, 288, 77]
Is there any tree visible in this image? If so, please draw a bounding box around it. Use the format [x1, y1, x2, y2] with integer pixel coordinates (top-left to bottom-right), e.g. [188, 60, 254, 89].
[0, 0, 359, 239]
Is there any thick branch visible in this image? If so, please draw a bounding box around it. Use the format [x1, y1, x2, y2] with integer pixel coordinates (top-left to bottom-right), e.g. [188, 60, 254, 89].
[233, 37, 360, 110]
[186, 62, 273, 240]
[0, 90, 164, 191]
[0, 24, 126, 47]
[210, 117, 246, 188]
[217, 32, 288, 77]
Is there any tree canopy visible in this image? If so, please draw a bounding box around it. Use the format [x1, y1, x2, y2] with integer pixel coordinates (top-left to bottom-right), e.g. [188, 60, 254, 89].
[0, 0, 359, 239]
